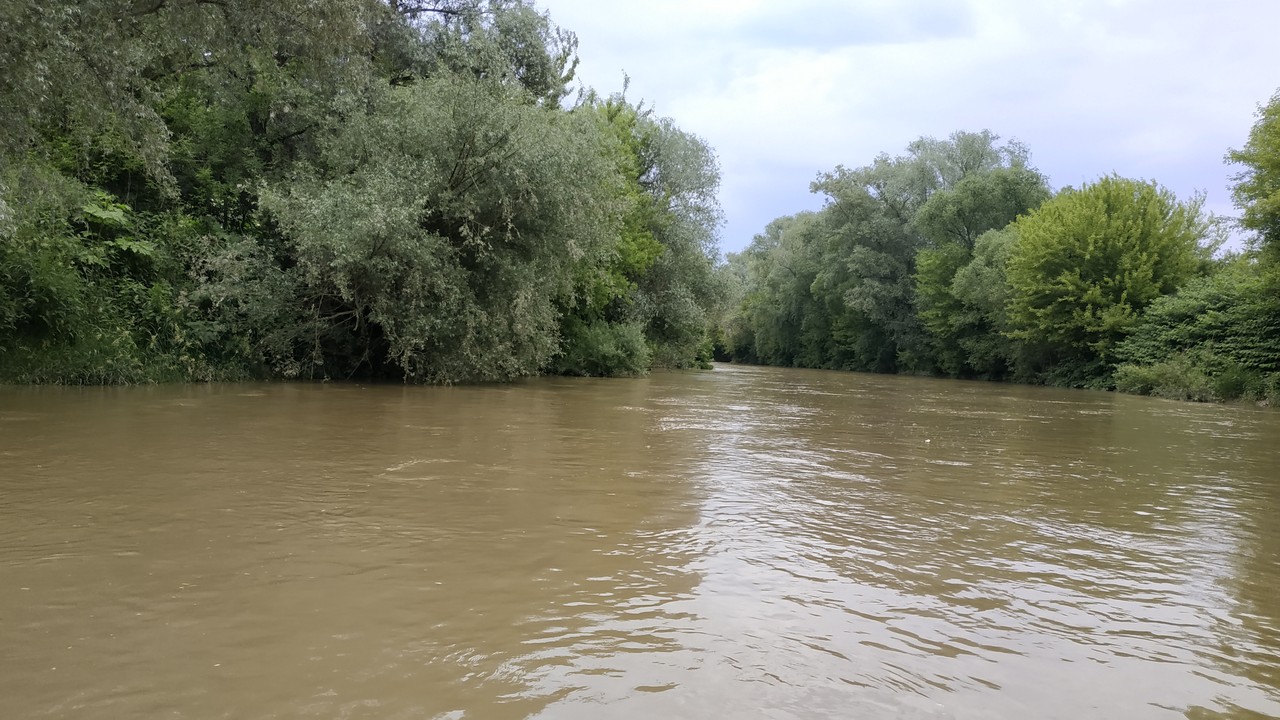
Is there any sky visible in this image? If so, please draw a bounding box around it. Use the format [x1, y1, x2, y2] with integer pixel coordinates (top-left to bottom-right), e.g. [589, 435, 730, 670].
[534, 0, 1280, 254]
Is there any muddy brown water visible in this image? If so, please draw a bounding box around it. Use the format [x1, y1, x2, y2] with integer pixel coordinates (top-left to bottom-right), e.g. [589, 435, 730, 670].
[1, 365, 1278, 719]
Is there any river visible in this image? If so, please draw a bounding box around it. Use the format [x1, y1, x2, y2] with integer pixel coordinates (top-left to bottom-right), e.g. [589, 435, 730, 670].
[1, 365, 1278, 719]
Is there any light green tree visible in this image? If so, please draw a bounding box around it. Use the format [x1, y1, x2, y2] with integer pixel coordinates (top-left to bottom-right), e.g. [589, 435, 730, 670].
[1228, 89, 1280, 260]
[1005, 176, 1208, 383]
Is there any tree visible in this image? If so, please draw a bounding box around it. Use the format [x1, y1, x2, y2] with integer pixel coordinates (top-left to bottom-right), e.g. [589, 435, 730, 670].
[719, 213, 821, 367]
[810, 131, 1043, 373]
[551, 93, 724, 374]
[912, 163, 1049, 377]
[1005, 176, 1208, 383]
[1116, 257, 1280, 373]
[1228, 89, 1280, 260]
[552, 96, 662, 377]
[913, 166, 1050, 249]
[628, 113, 724, 368]
[950, 227, 1025, 378]
[914, 241, 973, 375]
[412, 0, 580, 105]
[807, 181, 924, 370]
[258, 73, 618, 383]
[0, 0, 387, 181]
[4, 0, 739, 385]
[1112, 256, 1280, 403]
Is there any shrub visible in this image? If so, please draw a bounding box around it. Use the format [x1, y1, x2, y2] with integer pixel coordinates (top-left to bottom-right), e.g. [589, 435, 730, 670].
[1114, 350, 1276, 404]
[1113, 354, 1216, 402]
[552, 319, 651, 377]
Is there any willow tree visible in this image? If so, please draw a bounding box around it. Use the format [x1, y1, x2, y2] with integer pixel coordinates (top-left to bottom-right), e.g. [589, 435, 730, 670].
[805, 131, 1040, 373]
[632, 116, 724, 368]
[255, 74, 619, 383]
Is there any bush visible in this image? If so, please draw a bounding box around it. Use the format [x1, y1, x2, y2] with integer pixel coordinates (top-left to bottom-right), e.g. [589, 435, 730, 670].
[1265, 373, 1280, 406]
[1117, 260, 1280, 374]
[1114, 350, 1276, 404]
[552, 319, 651, 377]
[1212, 366, 1261, 401]
[1113, 354, 1216, 402]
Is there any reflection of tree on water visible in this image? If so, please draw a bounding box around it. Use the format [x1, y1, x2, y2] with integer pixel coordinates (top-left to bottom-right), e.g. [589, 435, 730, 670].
[1199, 482, 1280, 719]
[1104, 397, 1280, 718]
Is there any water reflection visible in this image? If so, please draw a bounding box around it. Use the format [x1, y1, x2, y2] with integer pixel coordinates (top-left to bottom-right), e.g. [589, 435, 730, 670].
[1, 367, 1278, 719]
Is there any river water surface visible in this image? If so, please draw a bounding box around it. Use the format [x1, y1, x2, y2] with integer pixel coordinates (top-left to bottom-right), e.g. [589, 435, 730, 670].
[2, 365, 1278, 719]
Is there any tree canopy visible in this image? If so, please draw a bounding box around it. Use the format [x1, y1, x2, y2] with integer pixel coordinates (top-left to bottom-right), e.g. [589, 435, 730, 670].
[720, 131, 1051, 378]
[3, 6, 1276, 405]
[1229, 90, 1280, 260]
[0, 0, 724, 384]
[1004, 176, 1206, 382]
[716, 106, 1278, 404]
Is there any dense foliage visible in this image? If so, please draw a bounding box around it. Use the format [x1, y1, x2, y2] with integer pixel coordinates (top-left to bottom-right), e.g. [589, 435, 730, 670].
[721, 132, 1053, 378]
[718, 105, 1280, 405]
[1004, 176, 1207, 384]
[3, 2, 1275, 403]
[0, 0, 724, 384]
[1229, 91, 1280, 263]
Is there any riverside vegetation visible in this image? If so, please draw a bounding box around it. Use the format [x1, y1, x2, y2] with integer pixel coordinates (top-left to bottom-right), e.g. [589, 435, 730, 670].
[1, 0, 724, 383]
[715, 117, 1280, 405]
[1, 1, 1277, 402]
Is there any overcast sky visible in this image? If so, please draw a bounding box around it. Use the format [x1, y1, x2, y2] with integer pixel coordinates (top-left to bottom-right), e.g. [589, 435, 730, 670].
[535, 0, 1279, 254]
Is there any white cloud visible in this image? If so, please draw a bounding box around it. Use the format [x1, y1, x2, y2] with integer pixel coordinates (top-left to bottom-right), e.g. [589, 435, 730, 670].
[539, 0, 1280, 252]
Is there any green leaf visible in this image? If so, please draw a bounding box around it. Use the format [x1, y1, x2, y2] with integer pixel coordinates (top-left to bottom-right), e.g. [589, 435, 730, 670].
[82, 202, 129, 228]
[107, 237, 157, 258]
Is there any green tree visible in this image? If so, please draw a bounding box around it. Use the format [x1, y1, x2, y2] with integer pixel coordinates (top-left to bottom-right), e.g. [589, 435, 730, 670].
[3, 0, 735, 385]
[806, 181, 923, 370]
[414, 0, 580, 105]
[1117, 258, 1280, 369]
[720, 214, 819, 367]
[1005, 176, 1208, 384]
[950, 227, 1026, 378]
[914, 241, 973, 375]
[913, 166, 1050, 249]
[636, 119, 724, 368]
[912, 163, 1050, 377]
[551, 96, 662, 376]
[258, 74, 618, 383]
[552, 94, 724, 374]
[0, 0, 387, 181]
[810, 131, 1043, 373]
[1228, 89, 1280, 260]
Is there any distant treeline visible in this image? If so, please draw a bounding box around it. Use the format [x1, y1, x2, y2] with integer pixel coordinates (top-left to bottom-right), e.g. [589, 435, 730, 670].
[1, 0, 726, 384]
[713, 109, 1280, 404]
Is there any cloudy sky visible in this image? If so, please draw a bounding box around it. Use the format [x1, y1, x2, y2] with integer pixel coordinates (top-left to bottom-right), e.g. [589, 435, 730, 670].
[535, 0, 1279, 254]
